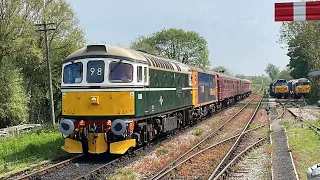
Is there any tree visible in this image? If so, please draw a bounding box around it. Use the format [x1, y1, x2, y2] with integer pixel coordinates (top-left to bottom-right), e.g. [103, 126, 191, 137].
[286, 35, 309, 79]
[235, 74, 245, 79]
[0, 0, 85, 127]
[265, 63, 280, 81]
[276, 68, 292, 81]
[212, 66, 233, 76]
[130, 28, 210, 68]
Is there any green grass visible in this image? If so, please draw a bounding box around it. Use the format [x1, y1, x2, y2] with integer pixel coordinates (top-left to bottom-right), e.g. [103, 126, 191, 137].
[192, 129, 204, 136]
[156, 147, 169, 156]
[108, 168, 137, 180]
[286, 121, 320, 180]
[0, 124, 67, 174]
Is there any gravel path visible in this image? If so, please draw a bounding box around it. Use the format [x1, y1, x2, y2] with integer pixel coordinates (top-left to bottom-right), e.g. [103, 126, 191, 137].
[270, 105, 297, 180]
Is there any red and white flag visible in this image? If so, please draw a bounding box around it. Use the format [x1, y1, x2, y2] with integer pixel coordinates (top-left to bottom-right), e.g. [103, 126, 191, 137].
[275, 1, 320, 21]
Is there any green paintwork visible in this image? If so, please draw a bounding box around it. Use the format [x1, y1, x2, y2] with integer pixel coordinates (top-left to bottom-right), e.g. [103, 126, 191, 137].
[134, 69, 192, 117]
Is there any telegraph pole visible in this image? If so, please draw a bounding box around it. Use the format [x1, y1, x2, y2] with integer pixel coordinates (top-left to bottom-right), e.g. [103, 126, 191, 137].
[35, 22, 56, 125]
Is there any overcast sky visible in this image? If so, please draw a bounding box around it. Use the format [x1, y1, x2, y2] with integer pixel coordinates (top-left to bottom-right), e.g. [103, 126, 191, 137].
[66, 0, 294, 76]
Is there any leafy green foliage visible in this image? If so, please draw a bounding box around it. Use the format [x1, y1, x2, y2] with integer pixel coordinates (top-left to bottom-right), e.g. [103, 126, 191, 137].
[286, 38, 309, 79]
[130, 28, 210, 68]
[0, 0, 85, 127]
[276, 67, 292, 81]
[0, 61, 29, 126]
[212, 66, 233, 76]
[265, 63, 280, 81]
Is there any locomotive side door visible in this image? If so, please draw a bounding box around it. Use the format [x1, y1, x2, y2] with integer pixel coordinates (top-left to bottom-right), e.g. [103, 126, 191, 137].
[143, 67, 149, 115]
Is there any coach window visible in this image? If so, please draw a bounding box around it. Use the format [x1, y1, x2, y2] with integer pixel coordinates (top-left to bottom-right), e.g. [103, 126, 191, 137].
[137, 66, 143, 82]
[63, 62, 83, 84]
[109, 61, 133, 83]
[87, 60, 105, 83]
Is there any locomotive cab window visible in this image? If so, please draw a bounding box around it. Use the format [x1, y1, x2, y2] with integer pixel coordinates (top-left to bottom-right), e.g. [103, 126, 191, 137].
[144, 67, 147, 82]
[87, 60, 105, 83]
[137, 66, 143, 82]
[109, 61, 133, 83]
[296, 82, 310, 86]
[63, 62, 83, 84]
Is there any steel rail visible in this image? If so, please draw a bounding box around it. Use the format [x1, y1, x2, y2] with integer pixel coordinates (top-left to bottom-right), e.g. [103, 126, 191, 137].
[15, 155, 83, 180]
[208, 95, 262, 180]
[149, 95, 258, 180]
[309, 124, 320, 136]
[212, 136, 268, 180]
[151, 123, 268, 180]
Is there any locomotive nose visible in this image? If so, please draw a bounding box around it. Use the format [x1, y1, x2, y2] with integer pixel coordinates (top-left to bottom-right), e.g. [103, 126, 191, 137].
[60, 119, 75, 136]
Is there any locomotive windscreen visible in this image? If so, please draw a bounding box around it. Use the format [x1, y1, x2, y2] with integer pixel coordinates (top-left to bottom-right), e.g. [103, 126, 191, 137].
[63, 62, 83, 83]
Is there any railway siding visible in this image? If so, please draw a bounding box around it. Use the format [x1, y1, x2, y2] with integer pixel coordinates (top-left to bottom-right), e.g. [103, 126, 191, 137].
[287, 108, 318, 121]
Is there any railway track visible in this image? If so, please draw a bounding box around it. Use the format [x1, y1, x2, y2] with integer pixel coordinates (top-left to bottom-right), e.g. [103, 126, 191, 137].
[309, 124, 320, 136]
[208, 95, 264, 180]
[8, 91, 259, 180]
[149, 94, 267, 180]
[72, 94, 260, 180]
[285, 101, 320, 136]
[11, 155, 83, 180]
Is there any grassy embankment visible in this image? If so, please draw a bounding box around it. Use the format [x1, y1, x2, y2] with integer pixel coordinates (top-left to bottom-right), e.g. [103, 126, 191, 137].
[283, 121, 320, 180]
[0, 124, 69, 174]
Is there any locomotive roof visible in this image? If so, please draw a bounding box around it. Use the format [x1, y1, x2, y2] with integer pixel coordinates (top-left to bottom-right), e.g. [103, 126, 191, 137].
[65, 44, 191, 74]
[186, 66, 216, 75]
[296, 77, 310, 82]
[134, 50, 191, 74]
[64, 44, 149, 63]
[215, 72, 251, 82]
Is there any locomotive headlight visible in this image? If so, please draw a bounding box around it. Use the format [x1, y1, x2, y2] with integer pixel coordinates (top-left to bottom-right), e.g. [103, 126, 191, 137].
[60, 119, 75, 136]
[91, 97, 97, 103]
[90, 96, 99, 104]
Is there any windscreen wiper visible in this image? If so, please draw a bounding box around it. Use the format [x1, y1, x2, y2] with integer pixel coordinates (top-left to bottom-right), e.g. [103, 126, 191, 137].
[110, 59, 123, 73]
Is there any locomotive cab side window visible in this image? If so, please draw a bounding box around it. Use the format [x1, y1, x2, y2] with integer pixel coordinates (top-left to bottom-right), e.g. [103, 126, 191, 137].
[63, 62, 83, 84]
[144, 67, 147, 83]
[109, 61, 133, 83]
[87, 60, 105, 83]
[137, 66, 143, 82]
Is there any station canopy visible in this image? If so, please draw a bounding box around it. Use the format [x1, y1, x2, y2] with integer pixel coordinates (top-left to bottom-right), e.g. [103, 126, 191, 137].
[308, 70, 320, 77]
